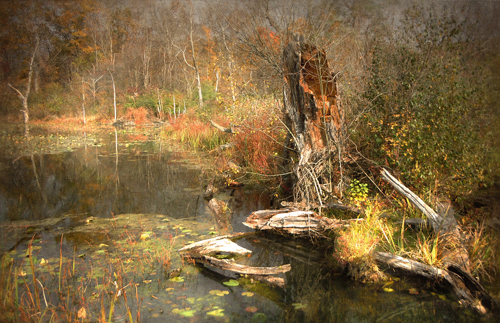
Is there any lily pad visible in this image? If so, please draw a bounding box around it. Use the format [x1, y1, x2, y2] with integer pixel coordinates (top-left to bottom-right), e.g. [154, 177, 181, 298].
[209, 289, 229, 296]
[169, 276, 184, 283]
[242, 292, 254, 297]
[223, 279, 239, 287]
[207, 307, 224, 317]
[172, 308, 196, 317]
[179, 309, 196, 317]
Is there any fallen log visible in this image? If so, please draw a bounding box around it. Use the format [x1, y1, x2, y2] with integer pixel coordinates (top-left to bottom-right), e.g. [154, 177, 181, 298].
[179, 238, 251, 258]
[243, 209, 345, 237]
[380, 169, 495, 313]
[281, 201, 363, 215]
[210, 120, 235, 134]
[178, 233, 250, 254]
[373, 252, 488, 313]
[178, 233, 291, 286]
[193, 256, 291, 275]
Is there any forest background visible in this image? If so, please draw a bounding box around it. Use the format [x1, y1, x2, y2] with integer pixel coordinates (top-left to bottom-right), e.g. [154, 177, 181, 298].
[1, 0, 500, 244]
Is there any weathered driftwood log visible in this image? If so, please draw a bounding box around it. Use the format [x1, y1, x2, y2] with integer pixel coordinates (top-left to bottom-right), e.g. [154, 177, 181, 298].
[194, 256, 291, 275]
[178, 233, 250, 254]
[179, 238, 251, 258]
[281, 200, 363, 215]
[178, 233, 291, 284]
[244, 209, 346, 237]
[380, 169, 495, 313]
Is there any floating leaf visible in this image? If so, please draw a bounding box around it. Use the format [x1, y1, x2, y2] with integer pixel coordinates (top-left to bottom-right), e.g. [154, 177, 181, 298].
[242, 292, 254, 297]
[209, 290, 229, 296]
[40, 258, 48, 265]
[207, 308, 225, 317]
[165, 288, 174, 292]
[438, 294, 446, 301]
[245, 306, 258, 313]
[409, 288, 419, 295]
[383, 287, 394, 293]
[223, 279, 239, 287]
[179, 309, 196, 317]
[98, 243, 109, 248]
[169, 276, 184, 283]
[140, 232, 152, 240]
[143, 280, 152, 284]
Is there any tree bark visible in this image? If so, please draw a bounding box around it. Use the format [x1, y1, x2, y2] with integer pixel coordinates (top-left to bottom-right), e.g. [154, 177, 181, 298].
[282, 34, 344, 206]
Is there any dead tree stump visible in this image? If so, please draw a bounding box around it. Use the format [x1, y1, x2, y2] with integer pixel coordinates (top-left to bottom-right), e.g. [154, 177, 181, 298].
[283, 33, 345, 206]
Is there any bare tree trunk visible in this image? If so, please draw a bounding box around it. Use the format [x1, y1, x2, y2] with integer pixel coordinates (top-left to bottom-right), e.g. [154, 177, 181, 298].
[282, 34, 344, 206]
[221, 30, 236, 104]
[188, 17, 203, 109]
[81, 77, 86, 124]
[143, 43, 151, 89]
[109, 70, 117, 122]
[8, 39, 39, 125]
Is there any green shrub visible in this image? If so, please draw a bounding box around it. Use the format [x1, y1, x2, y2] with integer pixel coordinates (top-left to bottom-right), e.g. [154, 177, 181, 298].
[360, 6, 488, 195]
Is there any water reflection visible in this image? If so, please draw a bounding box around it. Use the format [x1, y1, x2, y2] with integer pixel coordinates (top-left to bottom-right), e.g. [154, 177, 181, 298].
[0, 130, 206, 223]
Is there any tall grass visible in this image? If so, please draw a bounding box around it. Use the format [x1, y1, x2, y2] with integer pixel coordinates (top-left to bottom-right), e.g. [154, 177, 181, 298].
[164, 115, 230, 151]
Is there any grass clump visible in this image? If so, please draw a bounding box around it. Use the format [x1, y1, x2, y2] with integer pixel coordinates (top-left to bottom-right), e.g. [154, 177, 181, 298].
[334, 203, 386, 282]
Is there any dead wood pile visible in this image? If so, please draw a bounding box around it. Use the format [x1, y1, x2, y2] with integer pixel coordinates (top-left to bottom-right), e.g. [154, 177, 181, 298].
[178, 233, 290, 288]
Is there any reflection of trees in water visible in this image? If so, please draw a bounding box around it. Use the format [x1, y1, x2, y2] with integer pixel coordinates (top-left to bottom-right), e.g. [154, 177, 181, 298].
[0, 142, 204, 222]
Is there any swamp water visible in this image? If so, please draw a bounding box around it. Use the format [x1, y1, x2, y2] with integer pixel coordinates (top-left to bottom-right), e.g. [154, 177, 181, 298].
[0, 125, 492, 322]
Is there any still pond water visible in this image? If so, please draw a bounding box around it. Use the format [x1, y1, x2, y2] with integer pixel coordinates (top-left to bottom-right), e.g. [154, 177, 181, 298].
[0, 124, 494, 322]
